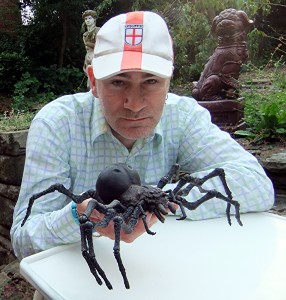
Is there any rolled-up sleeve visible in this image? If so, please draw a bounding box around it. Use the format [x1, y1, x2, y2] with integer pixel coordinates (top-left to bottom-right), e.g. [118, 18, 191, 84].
[175, 97, 274, 220]
[11, 118, 80, 259]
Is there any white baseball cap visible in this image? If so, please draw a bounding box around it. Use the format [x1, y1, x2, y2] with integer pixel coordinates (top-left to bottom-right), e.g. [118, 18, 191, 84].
[92, 11, 174, 80]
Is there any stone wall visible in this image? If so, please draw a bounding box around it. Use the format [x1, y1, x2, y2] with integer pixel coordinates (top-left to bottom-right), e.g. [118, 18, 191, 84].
[260, 152, 286, 195]
[0, 130, 27, 255]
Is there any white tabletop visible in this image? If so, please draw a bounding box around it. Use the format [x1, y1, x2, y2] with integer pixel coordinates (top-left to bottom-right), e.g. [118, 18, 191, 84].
[20, 213, 286, 300]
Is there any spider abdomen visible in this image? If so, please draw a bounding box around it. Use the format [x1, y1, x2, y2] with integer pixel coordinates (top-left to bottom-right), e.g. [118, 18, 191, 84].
[96, 163, 141, 204]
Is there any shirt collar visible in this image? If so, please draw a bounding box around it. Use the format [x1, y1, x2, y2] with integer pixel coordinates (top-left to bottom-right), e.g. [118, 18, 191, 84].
[90, 96, 110, 142]
[148, 121, 163, 144]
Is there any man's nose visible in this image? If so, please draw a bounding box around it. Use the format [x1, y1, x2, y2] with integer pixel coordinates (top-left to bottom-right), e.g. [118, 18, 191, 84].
[123, 87, 146, 112]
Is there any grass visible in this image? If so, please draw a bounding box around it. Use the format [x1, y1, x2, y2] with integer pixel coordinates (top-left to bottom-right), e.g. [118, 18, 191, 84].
[0, 109, 35, 132]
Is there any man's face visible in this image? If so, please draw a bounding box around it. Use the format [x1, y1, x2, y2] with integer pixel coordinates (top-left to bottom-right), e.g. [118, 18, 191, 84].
[91, 71, 170, 148]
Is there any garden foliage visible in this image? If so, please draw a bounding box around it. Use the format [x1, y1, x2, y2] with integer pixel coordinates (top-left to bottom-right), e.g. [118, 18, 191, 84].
[0, 0, 285, 140]
[236, 86, 286, 142]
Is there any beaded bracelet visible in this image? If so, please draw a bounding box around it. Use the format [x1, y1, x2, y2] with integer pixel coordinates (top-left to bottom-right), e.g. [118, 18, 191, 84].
[71, 201, 98, 234]
[71, 201, 80, 225]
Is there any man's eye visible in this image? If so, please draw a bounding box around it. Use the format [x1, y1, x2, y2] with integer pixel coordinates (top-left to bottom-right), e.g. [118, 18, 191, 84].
[111, 80, 124, 86]
[146, 79, 157, 84]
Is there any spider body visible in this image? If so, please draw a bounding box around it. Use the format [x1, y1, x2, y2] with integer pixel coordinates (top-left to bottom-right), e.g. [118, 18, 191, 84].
[21, 163, 242, 290]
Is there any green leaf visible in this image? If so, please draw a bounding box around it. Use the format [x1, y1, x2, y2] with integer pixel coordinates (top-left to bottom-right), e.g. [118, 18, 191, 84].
[276, 128, 286, 134]
[234, 130, 256, 138]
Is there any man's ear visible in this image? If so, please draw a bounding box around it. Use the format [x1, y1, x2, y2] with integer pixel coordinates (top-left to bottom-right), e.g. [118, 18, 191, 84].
[87, 65, 98, 97]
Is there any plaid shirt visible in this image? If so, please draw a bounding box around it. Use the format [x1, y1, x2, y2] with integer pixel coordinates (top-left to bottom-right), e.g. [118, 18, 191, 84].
[11, 91, 274, 259]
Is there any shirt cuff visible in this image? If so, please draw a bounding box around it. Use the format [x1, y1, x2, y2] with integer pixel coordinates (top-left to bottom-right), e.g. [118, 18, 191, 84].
[51, 202, 81, 243]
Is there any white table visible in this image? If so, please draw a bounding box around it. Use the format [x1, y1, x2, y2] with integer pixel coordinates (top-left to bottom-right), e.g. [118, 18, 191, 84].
[20, 213, 286, 300]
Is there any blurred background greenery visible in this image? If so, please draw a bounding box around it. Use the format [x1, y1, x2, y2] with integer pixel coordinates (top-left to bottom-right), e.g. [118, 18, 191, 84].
[0, 0, 285, 140]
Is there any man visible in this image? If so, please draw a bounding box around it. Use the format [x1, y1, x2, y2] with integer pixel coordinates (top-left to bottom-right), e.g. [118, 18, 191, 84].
[11, 11, 274, 259]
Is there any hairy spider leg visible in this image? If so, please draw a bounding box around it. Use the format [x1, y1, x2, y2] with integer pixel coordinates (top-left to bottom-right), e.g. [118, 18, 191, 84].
[171, 177, 189, 195]
[157, 163, 180, 189]
[166, 201, 177, 214]
[79, 199, 129, 289]
[139, 204, 158, 234]
[150, 204, 167, 223]
[21, 184, 96, 227]
[81, 199, 133, 289]
[79, 218, 113, 289]
[113, 216, 130, 289]
[176, 191, 242, 226]
[165, 189, 188, 220]
[121, 201, 156, 235]
[178, 168, 242, 226]
[80, 199, 115, 290]
[181, 168, 234, 220]
[170, 170, 242, 226]
[208, 168, 234, 221]
[121, 206, 141, 234]
[172, 169, 236, 222]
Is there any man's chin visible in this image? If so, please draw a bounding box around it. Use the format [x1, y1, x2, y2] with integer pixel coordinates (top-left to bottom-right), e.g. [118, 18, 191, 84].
[117, 127, 153, 140]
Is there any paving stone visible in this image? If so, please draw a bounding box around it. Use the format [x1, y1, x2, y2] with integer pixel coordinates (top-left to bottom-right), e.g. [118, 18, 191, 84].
[260, 151, 286, 171]
[260, 151, 286, 193]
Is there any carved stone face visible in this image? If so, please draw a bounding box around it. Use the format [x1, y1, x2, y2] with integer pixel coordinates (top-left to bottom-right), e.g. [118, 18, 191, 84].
[85, 15, 95, 27]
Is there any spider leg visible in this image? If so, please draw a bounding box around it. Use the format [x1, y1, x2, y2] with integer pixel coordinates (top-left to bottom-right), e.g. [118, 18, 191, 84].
[85, 199, 127, 231]
[139, 204, 158, 235]
[121, 206, 139, 234]
[81, 200, 131, 289]
[165, 189, 188, 220]
[79, 218, 113, 289]
[122, 206, 135, 220]
[177, 191, 242, 226]
[93, 209, 118, 228]
[209, 169, 234, 222]
[122, 203, 156, 235]
[21, 184, 98, 226]
[79, 200, 113, 289]
[84, 199, 125, 216]
[179, 168, 232, 198]
[157, 164, 180, 189]
[172, 177, 189, 195]
[176, 169, 243, 226]
[167, 201, 177, 214]
[113, 216, 130, 289]
[152, 207, 166, 223]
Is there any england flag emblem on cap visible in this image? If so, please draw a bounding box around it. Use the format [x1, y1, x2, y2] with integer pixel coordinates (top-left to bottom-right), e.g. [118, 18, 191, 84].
[125, 24, 143, 46]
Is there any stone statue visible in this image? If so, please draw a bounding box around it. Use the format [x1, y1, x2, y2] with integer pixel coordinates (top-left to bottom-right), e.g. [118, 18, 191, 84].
[192, 8, 253, 101]
[82, 10, 100, 76]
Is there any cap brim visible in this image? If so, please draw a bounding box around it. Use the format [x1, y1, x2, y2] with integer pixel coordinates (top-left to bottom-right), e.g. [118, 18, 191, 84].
[92, 51, 173, 80]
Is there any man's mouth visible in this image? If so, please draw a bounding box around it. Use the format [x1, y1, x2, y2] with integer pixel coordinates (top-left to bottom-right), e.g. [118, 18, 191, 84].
[125, 117, 147, 121]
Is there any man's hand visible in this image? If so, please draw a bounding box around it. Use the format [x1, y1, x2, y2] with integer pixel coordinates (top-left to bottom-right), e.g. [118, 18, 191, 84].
[76, 199, 158, 243]
[95, 211, 158, 243]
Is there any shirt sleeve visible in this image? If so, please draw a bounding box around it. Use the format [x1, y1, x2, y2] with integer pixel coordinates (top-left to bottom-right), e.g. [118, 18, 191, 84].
[11, 118, 81, 260]
[175, 98, 274, 221]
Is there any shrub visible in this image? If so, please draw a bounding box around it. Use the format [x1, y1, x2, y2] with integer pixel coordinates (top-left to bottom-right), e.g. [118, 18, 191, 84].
[0, 51, 32, 95]
[12, 65, 85, 112]
[235, 91, 286, 142]
[32, 65, 85, 96]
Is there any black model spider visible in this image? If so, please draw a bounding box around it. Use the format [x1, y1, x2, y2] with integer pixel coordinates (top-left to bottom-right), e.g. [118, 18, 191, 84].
[21, 163, 242, 290]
